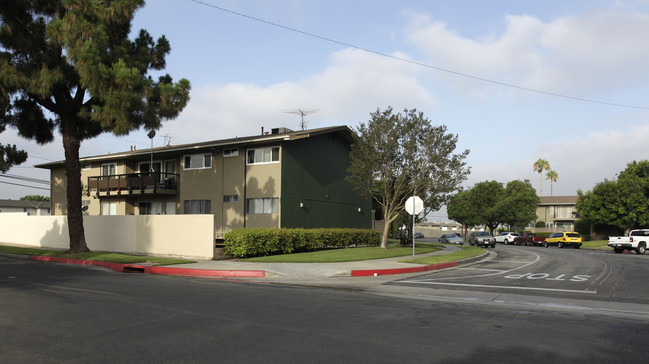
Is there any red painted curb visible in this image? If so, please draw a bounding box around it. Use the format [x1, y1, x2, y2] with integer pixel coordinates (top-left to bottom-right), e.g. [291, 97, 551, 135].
[29, 256, 265, 278]
[351, 261, 458, 277]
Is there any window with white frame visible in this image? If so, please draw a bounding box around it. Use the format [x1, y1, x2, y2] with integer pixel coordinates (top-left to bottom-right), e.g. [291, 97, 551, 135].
[223, 148, 239, 157]
[246, 197, 278, 214]
[183, 153, 212, 170]
[183, 200, 211, 214]
[102, 202, 117, 215]
[246, 147, 279, 165]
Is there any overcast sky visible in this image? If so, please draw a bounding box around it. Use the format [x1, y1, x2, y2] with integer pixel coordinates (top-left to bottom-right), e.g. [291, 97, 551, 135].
[3, 0, 649, 220]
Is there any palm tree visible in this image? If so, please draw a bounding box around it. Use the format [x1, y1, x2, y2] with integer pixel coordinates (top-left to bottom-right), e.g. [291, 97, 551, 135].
[545, 170, 558, 196]
[533, 159, 550, 195]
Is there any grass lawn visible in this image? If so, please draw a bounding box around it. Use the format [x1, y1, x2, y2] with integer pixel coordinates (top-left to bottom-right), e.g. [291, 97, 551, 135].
[243, 241, 445, 263]
[582, 240, 610, 250]
[0, 245, 194, 266]
[407, 245, 486, 265]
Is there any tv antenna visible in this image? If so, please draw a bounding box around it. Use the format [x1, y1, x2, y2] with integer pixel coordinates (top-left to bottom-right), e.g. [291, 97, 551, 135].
[282, 109, 318, 130]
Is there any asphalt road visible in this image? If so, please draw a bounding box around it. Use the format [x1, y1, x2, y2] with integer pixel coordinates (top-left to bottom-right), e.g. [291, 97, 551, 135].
[394, 244, 649, 304]
[2, 254, 649, 363]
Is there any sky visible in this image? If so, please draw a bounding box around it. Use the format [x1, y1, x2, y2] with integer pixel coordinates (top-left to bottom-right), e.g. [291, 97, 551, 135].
[3, 0, 649, 221]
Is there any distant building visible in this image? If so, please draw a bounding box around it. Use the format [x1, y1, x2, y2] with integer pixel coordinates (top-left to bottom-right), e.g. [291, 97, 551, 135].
[36, 126, 372, 239]
[536, 195, 579, 230]
[0, 199, 50, 216]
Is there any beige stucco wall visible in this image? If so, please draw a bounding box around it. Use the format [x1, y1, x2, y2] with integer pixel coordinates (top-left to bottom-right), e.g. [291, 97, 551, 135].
[221, 151, 245, 235]
[0, 214, 214, 260]
[245, 157, 281, 228]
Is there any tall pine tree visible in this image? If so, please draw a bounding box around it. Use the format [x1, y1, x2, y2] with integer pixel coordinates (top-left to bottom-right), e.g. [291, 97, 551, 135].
[0, 1, 190, 252]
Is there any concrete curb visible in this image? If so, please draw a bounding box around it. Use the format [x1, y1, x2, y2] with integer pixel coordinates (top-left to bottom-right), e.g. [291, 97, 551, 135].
[28, 255, 265, 278]
[351, 261, 458, 276]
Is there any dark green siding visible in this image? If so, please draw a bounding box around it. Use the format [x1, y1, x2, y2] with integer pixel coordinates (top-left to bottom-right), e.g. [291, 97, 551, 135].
[281, 132, 372, 229]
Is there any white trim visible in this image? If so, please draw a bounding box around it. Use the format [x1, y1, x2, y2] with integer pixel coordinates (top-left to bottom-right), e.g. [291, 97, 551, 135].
[183, 153, 212, 170]
[246, 146, 280, 165]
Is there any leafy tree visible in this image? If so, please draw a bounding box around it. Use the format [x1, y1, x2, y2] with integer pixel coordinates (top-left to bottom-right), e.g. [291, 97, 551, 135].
[20, 195, 50, 202]
[495, 180, 539, 230]
[0, 1, 190, 253]
[577, 160, 649, 233]
[533, 159, 550, 195]
[469, 181, 505, 234]
[0, 105, 27, 172]
[446, 189, 475, 239]
[545, 170, 558, 196]
[347, 107, 469, 248]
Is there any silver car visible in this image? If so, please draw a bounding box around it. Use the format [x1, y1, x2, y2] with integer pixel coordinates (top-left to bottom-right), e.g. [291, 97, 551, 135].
[439, 233, 464, 245]
[468, 231, 496, 248]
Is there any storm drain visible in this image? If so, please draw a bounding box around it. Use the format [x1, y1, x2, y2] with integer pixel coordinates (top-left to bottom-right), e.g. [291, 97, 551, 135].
[122, 265, 146, 273]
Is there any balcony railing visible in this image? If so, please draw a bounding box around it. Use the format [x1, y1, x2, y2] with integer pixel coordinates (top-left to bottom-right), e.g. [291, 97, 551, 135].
[88, 172, 179, 196]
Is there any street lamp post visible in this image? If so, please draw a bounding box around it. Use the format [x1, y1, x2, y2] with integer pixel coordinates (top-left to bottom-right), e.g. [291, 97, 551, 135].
[147, 130, 156, 173]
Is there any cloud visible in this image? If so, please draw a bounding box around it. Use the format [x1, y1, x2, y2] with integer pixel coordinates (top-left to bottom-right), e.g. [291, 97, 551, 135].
[463, 124, 649, 196]
[161, 48, 436, 144]
[405, 11, 649, 96]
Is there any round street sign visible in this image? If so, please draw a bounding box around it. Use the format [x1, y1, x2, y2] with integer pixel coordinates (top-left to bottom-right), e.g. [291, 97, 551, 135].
[405, 196, 424, 215]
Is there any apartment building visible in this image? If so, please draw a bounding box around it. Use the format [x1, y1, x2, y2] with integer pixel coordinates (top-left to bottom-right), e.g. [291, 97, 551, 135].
[37, 126, 372, 238]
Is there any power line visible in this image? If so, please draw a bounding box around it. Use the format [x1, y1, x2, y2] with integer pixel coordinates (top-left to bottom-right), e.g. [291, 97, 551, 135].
[0, 173, 50, 185]
[190, 0, 649, 110]
[0, 180, 50, 191]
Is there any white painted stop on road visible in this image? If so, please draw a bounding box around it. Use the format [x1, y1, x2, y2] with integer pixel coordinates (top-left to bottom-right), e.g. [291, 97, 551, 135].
[405, 196, 424, 215]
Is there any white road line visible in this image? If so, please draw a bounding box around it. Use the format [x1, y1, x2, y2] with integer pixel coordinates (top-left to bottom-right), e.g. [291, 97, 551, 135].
[419, 250, 542, 281]
[458, 267, 505, 272]
[399, 281, 595, 294]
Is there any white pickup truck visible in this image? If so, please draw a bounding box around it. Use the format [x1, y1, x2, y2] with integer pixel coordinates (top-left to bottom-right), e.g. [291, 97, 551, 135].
[608, 229, 649, 254]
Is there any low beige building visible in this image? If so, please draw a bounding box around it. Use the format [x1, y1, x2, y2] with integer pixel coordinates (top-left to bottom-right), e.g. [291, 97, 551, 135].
[37, 126, 372, 239]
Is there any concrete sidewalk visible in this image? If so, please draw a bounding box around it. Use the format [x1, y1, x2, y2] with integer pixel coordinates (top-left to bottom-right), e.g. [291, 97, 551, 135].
[4, 244, 478, 279]
[152, 244, 472, 278]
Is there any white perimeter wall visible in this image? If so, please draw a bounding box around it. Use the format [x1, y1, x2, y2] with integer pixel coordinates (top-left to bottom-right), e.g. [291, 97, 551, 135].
[0, 214, 214, 260]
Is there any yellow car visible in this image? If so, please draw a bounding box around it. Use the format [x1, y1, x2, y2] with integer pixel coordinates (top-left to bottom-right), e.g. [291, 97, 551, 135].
[543, 232, 582, 249]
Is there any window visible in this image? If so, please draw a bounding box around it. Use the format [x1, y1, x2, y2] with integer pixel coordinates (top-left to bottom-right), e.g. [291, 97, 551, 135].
[165, 201, 176, 215]
[183, 153, 212, 170]
[139, 161, 162, 174]
[101, 163, 116, 179]
[246, 197, 278, 214]
[247, 147, 279, 164]
[223, 148, 239, 157]
[183, 200, 211, 214]
[139, 202, 162, 215]
[223, 195, 239, 203]
[102, 202, 117, 215]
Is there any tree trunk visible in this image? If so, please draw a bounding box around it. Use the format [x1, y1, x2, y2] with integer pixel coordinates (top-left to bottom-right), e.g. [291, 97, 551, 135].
[62, 119, 90, 253]
[381, 216, 390, 249]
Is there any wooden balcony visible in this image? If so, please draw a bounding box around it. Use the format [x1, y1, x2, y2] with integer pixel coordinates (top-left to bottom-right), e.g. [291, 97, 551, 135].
[87, 172, 179, 197]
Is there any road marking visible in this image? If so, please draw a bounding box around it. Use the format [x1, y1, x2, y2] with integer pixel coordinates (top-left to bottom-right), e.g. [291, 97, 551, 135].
[458, 267, 504, 272]
[419, 249, 542, 281]
[402, 281, 596, 294]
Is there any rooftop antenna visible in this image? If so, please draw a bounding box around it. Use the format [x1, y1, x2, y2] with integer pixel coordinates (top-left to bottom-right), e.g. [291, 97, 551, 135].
[282, 109, 318, 130]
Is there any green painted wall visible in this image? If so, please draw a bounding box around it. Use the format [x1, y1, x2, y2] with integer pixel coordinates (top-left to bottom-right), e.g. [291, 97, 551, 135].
[280, 132, 372, 229]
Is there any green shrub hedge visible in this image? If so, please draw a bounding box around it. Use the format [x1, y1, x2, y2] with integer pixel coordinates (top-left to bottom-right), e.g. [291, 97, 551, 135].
[224, 228, 381, 258]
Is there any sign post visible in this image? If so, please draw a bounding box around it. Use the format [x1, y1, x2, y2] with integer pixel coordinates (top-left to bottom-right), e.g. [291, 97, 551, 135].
[405, 195, 424, 262]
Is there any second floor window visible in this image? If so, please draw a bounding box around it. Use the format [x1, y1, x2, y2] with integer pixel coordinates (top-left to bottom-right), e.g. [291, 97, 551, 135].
[184, 153, 212, 170]
[247, 147, 279, 164]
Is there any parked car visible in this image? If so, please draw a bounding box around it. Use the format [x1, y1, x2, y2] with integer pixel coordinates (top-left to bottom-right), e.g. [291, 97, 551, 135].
[494, 232, 520, 245]
[468, 231, 496, 248]
[513, 232, 545, 246]
[439, 233, 464, 245]
[414, 232, 424, 239]
[608, 229, 649, 254]
[543, 232, 582, 249]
